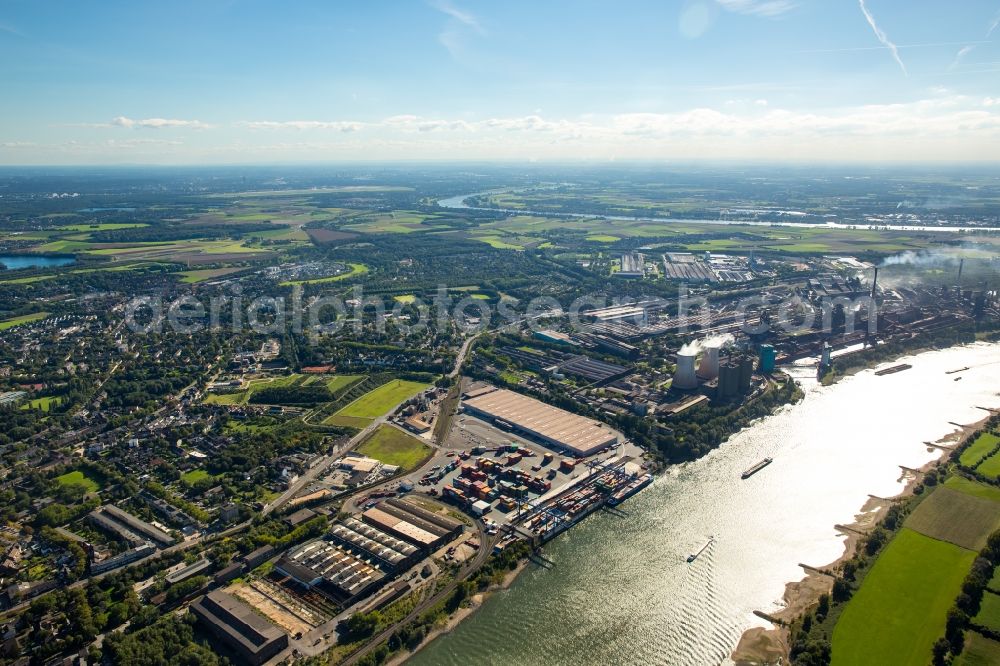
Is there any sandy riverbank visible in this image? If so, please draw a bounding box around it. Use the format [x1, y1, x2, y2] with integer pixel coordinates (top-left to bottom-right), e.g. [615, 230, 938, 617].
[390, 558, 530, 665]
[731, 412, 992, 665]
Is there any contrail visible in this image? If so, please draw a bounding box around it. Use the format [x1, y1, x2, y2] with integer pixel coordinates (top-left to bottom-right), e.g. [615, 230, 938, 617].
[950, 44, 976, 70]
[989, 11, 1000, 37]
[858, 0, 908, 75]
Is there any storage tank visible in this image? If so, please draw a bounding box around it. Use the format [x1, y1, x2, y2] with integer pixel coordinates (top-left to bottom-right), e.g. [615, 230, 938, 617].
[697, 345, 721, 380]
[672, 351, 699, 390]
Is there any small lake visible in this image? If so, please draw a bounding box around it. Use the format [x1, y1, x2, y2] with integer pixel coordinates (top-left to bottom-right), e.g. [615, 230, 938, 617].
[0, 255, 76, 270]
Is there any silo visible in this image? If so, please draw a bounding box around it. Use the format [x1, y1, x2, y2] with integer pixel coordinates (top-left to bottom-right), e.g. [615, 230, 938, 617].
[673, 351, 699, 390]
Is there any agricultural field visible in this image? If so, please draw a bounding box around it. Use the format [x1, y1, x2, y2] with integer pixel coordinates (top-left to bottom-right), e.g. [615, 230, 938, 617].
[0, 312, 49, 330]
[961, 431, 1000, 467]
[54, 470, 101, 493]
[944, 476, 1000, 503]
[334, 379, 431, 421]
[973, 590, 1000, 633]
[955, 633, 1000, 666]
[355, 425, 432, 471]
[904, 485, 1000, 550]
[56, 223, 148, 232]
[831, 528, 976, 666]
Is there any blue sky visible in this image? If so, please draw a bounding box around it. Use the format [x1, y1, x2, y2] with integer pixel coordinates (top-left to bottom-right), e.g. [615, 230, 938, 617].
[1, 0, 999, 164]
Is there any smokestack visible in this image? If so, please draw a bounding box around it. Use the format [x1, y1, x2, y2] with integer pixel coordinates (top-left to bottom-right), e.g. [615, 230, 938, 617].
[871, 266, 878, 300]
[697, 345, 721, 380]
[673, 351, 699, 390]
[958, 258, 964, 285]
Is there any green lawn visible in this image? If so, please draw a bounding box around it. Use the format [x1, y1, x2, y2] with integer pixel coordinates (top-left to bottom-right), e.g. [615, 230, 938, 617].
[355, 425, 432, 471]
[961, 432, 1000, 467]
[955, 632, 1000, 666]
[0, 312, 49, 330]
[326, 375, 362, 393]
[204, 390, 247, 405]
[55, 470, 100, 493]
[23, 396, 61, 412]
[974, 591, 1000, 633]
[336, 379, 430, 420]
[585, 234, 620, 242]
[180, 469, 215, 486]
[831, 528, 976, 666]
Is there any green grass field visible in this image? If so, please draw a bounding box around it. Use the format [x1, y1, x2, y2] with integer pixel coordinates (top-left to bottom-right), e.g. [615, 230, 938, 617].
[326, 375, 362, 393]
[973, 435, 1000, 476]
[22, 396, 60, 412]
[335, 379, 430, 420]
[324, 414, 374, 429]
[0, 312, 50, 330]
[586, 234, 621, 242]
[355, 425, 432, 470]
[961, 432, 1000, 467]
[831, 528, 976, 666]
[974, 591, 1000, 633]
[904, 485, 1000, 550]
[54, 470, 100, 493]
[180, 469, 215, 486]
[204, 391, 247, 405]
[944, 476, 1000, 503]
[955, 632, 1000, 666]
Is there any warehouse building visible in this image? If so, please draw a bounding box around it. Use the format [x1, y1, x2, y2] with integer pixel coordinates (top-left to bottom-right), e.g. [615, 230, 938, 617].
[276, 539, 387, 605]
[191, 590, 288, 666]
[361, 498, 464, 551]
[461, 387, 619, 456]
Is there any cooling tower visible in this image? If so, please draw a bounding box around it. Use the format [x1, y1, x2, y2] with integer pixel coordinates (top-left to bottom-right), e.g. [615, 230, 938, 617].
[673, 351, 699, 390]
[697, 345, 720, 380]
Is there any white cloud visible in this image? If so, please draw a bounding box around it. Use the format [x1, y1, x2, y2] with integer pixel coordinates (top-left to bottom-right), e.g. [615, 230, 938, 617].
[988, 10, 1000, 37]
[239, 120, 363, 132]
[715, 0, 796, 18]
[858, 0, 907, 76]
[110, 116, 212, 130]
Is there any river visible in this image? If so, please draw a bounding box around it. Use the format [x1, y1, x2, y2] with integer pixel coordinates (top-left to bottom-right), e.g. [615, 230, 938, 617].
[437, 191, 1000, 233]
[410, 342, 1000, 666]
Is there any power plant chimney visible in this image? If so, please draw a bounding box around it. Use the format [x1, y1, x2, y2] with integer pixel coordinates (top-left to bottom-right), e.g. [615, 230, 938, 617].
[958, 258, 964, 285]
[870, 266, 878, 300]
[697, 345, 721, 380]
[673, 351, 699, 390]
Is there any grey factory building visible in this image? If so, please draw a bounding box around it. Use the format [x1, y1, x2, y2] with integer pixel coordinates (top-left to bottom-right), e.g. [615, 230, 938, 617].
[191, 590, 288, 666]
